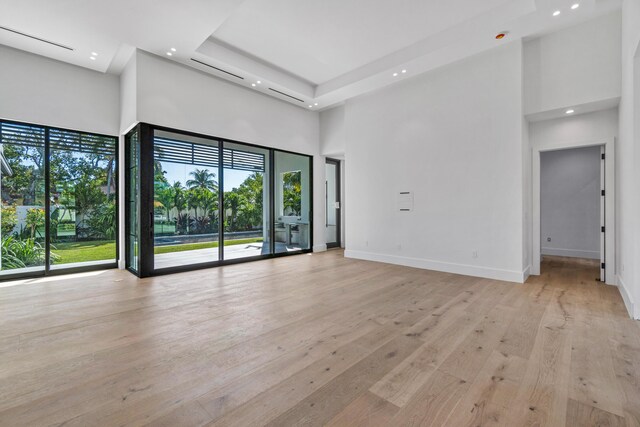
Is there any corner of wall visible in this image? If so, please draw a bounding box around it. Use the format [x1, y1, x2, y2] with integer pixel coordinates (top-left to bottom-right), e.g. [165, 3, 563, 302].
[617, 274, 638, 319]
[119, 51, 138, 134]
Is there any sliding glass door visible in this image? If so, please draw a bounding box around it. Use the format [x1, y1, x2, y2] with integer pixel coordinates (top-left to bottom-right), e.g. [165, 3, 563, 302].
[152, 130, 220, 270]
[0, 120, 118, 280]
[222, 142, 271, 260]
[125, 123, 312, 277]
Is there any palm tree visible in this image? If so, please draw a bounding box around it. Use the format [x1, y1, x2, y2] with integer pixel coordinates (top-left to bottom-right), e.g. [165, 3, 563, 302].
[187, 188, 201, 219]
[198, 189, 218, 217]
[224, 191, 245, 232]
[186, 169, 218, 191]
[172, 182, 187, 214]
[155, 186, 175, 222]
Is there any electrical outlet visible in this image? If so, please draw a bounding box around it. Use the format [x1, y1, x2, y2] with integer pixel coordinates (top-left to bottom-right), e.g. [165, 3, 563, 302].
[472, 250, 478, 259]
[547, 237, 551, 242]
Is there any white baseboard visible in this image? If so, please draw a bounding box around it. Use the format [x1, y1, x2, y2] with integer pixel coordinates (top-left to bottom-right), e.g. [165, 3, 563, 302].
[313, 244, 328, 253]
[617, 275, 637, 319]
[541, 247, 600, 259]
[522, 265, 531, 282]
[344, 250, 526, 283]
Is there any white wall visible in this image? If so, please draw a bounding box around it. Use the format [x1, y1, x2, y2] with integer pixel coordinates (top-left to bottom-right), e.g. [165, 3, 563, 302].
[320, 105, 346, 157]
[529, 108, 619, 146]
[617, 0, 640, 318]
[540, 146, 601, 259]
[344, 42, 526, 282]
[524, 11, 621, 115]
[0, 44, 120, 135]
[132, 51, 326, 251]
[320, 106, 347, 247]
[119, 53, 137, 134]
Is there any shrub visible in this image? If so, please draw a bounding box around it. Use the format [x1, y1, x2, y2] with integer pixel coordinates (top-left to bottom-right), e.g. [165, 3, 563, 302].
[190, 216, 211, 234]
[85, 202, 116, 240]
[25, 208, 45, 238]
[1, 205, 17, 236]
[0, 236, 58, 269]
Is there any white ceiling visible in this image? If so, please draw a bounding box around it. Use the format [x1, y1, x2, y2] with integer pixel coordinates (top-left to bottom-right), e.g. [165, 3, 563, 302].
[212, 0, 515, 85]
[0, 0, 623, 111]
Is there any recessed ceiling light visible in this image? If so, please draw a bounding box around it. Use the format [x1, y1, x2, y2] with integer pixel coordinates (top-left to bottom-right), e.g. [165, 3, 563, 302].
[308, 105, 313, 108]
[166, 52, 172, 56]
[495, 31, 509, 40]
[401, 69, 407, 74]
[170, 47, 176, 52]
[91, 52, 98, 56]
[257, 80, 261, 84]
[393, 72, 398, 77]
[314, 103, 318, 106]
[553, 10, 561, 16]
[566, 109, 575, 114]
[251, 83, 256, 87]
[90, 56, 96, 60]
[571, 3, 580, 9]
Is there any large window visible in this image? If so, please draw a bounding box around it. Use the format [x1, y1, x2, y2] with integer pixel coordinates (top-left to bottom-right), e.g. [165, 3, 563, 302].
[0, 120, 118, 279]
[0, 123, 46, 276]
[125, 124, 312, 277]
[152, 131, 220, 269]
[275, 151, 311, 253]
[48, 129, 117, 269]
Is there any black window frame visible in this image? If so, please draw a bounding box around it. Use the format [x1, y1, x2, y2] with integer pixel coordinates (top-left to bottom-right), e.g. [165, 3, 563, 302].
[0, 118, 119, 281]
[125, 122, 313, 278]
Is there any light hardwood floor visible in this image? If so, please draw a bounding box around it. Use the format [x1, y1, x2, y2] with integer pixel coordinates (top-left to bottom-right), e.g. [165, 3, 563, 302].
[0, 251, 638, 426]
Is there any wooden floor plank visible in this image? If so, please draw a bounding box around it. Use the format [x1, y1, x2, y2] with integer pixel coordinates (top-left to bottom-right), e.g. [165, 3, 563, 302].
[565, 398, 626, 427]
[325, 391, 399, 427]
[390, 369, 471, 426]
[444, 350, 527, 426]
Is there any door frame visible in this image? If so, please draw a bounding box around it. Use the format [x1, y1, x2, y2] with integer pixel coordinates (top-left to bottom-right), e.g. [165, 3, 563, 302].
[325, 158, 341, 249]
[532, 137, 615, 284]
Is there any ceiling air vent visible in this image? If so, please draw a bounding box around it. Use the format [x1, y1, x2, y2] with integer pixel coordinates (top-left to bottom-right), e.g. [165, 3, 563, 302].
[190, 58, 244, 80]
[0, 26, 73, 51]
[268, 88, 304, 103]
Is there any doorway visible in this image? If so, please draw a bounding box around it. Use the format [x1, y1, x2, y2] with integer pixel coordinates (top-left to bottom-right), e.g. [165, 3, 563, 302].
[532, 138, 614, 284]
[325, 158, 341, 249]
[540, 146, 603, 280]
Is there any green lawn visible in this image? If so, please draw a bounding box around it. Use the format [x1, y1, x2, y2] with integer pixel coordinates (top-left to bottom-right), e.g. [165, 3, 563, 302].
[52, 240, 116, 264]
[50, 237, 263, 263]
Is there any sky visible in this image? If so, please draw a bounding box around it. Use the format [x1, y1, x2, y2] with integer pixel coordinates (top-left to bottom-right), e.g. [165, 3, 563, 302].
[161, 162, 251, 191]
